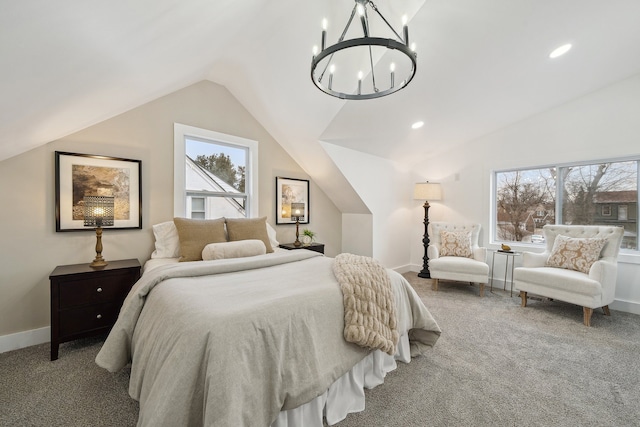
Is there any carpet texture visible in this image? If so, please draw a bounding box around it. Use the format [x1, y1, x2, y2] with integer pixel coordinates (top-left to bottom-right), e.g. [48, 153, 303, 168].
[1, 272, 639, 426]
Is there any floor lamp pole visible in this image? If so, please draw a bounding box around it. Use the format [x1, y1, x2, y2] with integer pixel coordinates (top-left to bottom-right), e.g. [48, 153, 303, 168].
[417, 200, 431, 278]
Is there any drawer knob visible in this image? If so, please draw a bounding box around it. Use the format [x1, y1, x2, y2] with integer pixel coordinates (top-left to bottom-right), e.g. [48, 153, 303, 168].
[96, 287, 103, 293]
[96, 314, 102, 319]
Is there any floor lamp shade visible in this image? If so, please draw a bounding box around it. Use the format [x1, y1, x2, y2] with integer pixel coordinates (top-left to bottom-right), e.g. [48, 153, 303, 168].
[413, 182, 442, 201]
[414, 182, 442, 279]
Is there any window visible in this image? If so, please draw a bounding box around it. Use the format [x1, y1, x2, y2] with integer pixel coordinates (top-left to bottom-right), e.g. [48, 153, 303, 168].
[493, 159, 638, 250]
[174, 124, 258, 219]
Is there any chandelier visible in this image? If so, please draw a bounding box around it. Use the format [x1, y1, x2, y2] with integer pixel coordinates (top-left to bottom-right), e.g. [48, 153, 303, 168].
[311, 0, 417, 100]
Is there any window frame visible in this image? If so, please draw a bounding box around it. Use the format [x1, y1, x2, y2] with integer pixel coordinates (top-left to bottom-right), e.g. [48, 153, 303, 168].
[491, 155, 639, 253]
[174, 123, 258, 218]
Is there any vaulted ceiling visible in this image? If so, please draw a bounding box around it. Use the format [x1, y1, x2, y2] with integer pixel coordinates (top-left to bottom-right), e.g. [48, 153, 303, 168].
[3, 0, 640, 174]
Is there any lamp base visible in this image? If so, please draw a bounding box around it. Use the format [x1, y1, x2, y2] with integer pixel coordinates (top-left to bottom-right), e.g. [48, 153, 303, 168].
[417, 270, 431, 279]
[90, 257, 108, 269]
[90, 227, 108, 269]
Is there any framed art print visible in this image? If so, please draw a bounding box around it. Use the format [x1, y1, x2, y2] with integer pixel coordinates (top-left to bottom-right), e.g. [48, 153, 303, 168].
[55, 151, 142, 231]
[275, 176, 309, 225]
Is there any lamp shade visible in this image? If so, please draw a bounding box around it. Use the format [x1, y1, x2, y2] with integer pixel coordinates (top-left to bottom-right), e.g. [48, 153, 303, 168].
[84, 196, 115, 227]
[413, 182, 442, 201]
[291, 202, 305, 221]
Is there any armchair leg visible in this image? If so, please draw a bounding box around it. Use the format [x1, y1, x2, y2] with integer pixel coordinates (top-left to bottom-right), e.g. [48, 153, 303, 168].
[432, 278, 438, 292]
[479, 283, 485, 298]
[520, 291, 527, 307]
[583, 307, 593, 327]
[603, 305, 611, 316]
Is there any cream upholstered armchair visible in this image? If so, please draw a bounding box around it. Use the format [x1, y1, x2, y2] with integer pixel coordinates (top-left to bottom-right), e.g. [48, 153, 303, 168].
[427, 222, 490, 297]
[514, 225, 624, 326]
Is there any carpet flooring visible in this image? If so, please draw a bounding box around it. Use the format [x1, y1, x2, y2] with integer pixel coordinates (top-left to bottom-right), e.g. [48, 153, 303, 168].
[1, 272, 639, 426]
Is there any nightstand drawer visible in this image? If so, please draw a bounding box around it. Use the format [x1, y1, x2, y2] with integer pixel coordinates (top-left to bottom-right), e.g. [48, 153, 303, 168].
[58, 302, 121, 337]
[58, 273, 136, 309]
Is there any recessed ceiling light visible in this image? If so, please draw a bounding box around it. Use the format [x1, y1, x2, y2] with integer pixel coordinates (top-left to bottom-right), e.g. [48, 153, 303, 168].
[411, 121, 424, 129]
[549, 43, 572, 59]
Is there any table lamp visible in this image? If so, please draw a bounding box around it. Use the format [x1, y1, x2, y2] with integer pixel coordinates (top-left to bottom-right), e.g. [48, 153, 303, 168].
[84, 196, 115, 268]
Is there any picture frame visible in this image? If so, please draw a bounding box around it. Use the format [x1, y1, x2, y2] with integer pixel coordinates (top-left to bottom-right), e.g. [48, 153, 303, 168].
[55, 151, 142, 231]
[275, 176, 309, 225]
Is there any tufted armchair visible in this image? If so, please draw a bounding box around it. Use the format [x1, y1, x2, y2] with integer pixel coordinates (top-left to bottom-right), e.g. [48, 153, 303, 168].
[514, 224, 624, 326]
[427, 222, 490, 297]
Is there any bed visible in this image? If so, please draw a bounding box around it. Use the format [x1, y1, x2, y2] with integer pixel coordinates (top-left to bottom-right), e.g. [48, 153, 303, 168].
[96, 218, 441, 426]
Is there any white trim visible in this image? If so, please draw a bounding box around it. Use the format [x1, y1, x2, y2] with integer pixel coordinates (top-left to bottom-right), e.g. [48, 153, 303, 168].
[392, 264, 413, 274]
[610, 298, 640, 315]
[173, 123, 258, 218]
[0, 327, 50, 354]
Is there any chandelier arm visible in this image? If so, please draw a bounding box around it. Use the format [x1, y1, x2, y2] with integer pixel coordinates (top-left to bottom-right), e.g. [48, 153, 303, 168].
[368, 44, 378, 92]
[369, 2, 405, 42]
[319, 5, 358, 83]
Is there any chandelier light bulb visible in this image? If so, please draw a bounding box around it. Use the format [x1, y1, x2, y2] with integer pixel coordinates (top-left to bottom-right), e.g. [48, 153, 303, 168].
[402, 15, 408, 26]
[411, 42, 416, 52]
[357, 4, 365, 16]
[312, 45, 318, 56]
[358, 71, 363, 80]
[322, 18, 327, 30]
[390, 62, 396, 72]
[330, 64, 335, 74]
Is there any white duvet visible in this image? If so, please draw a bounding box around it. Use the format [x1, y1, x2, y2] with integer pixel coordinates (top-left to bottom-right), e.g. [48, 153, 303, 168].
[96, 250, 440, 426]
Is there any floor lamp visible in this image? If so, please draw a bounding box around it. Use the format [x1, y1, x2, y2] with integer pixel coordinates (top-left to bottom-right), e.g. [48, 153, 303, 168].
[413, 182, 442, 278]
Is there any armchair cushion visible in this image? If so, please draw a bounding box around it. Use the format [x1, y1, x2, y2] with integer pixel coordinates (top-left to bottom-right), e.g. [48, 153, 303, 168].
[546, 235, 607, 274]
[439, 230, 472, 258]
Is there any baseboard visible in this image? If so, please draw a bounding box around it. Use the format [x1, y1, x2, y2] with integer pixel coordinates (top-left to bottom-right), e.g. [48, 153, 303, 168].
[0, 327, 50, 354]
[392, 264, 413, 274]
[610, 299, 640, 315]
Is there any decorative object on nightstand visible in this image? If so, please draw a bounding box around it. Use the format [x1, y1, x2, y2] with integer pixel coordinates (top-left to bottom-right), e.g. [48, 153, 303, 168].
[413, 182, 442, 278]
[302, 229, 316, 246]
[280, 242, 325, 254]
[49, 258, 141, 360]
[291, 202, 305, 247]
[83, 195, 114, 268]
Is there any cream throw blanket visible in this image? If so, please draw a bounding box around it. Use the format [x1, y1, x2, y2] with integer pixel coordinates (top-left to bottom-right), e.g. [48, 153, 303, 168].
[333, 253, 399, 355]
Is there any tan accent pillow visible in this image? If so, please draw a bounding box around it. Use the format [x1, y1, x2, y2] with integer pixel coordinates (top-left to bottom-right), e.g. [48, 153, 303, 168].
[225, 217, 274, 253]
[439, 230, 473, 258]
[546, 235, 607, 274]
[202, 240, 266, 261]
[173, 217, 227, 262]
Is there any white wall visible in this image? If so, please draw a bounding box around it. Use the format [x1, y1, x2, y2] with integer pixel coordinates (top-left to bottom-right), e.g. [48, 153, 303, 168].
[0, 81, 343, 349]
[410, 73, 640, 313]
[322, 142, 414, 270]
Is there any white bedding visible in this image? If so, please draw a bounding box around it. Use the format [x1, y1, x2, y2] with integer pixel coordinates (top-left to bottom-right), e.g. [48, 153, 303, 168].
[98, 250, 440, 426]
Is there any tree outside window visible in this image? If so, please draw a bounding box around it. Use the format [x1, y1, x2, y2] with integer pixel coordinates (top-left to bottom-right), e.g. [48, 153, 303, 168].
[494, 159, 638, 250]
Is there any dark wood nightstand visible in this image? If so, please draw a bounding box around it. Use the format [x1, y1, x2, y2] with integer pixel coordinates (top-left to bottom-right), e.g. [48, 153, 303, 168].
[49, 258, 141, 360]
[279, 243, 325, 254]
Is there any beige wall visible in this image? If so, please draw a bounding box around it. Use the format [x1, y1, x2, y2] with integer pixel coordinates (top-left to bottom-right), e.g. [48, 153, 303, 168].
[0, 80, 342, 337]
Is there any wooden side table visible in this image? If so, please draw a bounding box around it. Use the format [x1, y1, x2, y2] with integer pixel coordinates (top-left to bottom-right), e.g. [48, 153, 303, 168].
[49, 258, 141, 360]
[279, 242, 325, 254]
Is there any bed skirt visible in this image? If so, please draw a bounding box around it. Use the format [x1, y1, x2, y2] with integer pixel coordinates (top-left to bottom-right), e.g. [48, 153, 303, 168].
[272, 331, 412, 426]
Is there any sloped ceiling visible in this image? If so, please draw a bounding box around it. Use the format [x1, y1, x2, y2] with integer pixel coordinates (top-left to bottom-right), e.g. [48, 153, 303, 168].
[2, 0, 640, 192]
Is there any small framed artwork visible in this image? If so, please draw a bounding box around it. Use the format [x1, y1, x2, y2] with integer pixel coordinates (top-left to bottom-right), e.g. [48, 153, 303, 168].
[55, 151, 142, 231]
[276, 176, 309, 225]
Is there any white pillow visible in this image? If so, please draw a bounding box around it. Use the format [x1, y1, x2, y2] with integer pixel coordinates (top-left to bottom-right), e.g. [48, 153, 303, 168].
[202, 239, 267, 261]
[266, 222, 279, 248]
[151, 221, 181, 259]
